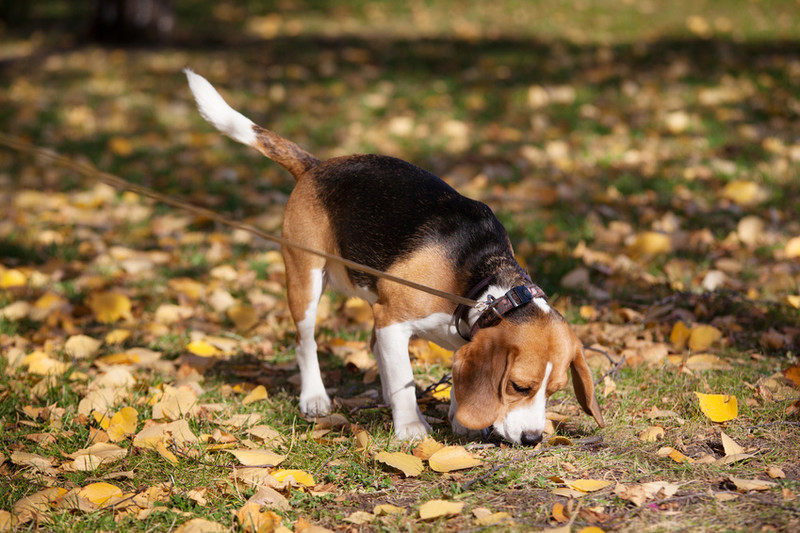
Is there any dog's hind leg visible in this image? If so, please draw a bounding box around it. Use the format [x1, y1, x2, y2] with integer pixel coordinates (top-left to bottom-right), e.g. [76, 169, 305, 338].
[285, 256, 331, 417]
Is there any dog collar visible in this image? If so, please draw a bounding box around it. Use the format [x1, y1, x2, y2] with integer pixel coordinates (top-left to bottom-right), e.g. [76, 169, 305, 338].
[455, 279, 547, 341]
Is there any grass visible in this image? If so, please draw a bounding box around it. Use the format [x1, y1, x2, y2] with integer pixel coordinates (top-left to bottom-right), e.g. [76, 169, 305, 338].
[2, 0, 800, 531]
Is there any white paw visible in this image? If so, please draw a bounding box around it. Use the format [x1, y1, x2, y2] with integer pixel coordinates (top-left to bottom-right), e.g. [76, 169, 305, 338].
[299, 392, 331, 417]
[394, 418, 431, 441]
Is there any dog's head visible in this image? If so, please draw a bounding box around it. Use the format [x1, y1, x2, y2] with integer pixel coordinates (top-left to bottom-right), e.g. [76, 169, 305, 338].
[452, 312, 604, 445]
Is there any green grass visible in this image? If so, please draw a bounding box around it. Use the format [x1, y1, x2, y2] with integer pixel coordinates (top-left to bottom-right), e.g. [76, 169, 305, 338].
[2, 1, 800, 531]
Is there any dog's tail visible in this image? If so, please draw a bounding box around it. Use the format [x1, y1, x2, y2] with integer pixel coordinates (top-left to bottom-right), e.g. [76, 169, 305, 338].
[184, 69, 320, 180]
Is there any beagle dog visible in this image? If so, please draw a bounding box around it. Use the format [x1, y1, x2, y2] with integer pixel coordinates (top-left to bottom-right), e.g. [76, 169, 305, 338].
[185, 70, 605, 444]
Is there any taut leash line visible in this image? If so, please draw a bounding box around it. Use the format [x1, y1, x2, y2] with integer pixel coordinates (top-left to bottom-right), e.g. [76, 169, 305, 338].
[0, 133, 479, 308]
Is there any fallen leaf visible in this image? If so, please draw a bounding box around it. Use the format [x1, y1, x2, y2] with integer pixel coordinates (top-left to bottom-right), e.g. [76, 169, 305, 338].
[656, 446, 694, 464]
[227, 449, 286, 467]
[375, 451, 424, 477]
[688, 325, 723, 351]
[64, 335, 103, 359]
[247, 485, 290, 511]
[69, 442, 127, 471]
[373, 504, 405, 515]
[670, 321, 692, 349]
[428, 445, 481, 473]
[78, 482, 123, 506]
[419, 499, 464, 520]
[766, 467, 786, 479]
[729, 477, 777, 492]
[227, 304, 259, 331]
[86, 292, 132, 323]
[639, 426, 665, 442]
[270, 469, 315, 486]
[344, 511, 375, 525]
[186, 340, 222, 357]
[107, 406, 138, 442]
[242, 385, 268, 406]
[104, 329, 131, 345]
[552, 502, 569, 523]
[412, 437, 445, 460]
[721, 180, 767, 206]
[695, 392, 738, 422]
[0, 268, 26, 288]
[235, 502, 282, 533]
[568, 479, 613, 493]
[174, 518, 228, 533]
[720, 430, 745, 457]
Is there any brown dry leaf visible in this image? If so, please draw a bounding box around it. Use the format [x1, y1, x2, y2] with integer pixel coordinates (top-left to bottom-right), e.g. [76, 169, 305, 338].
[64, 335, 103, 359]
[418, 499, 464, 520]
[343, 297, 373, 326]
[133, 419, 199, 449]
[174, 518, 228, 533]
[23, 351, 70, 376]
[639, 426, 665, 442]
[766, 467, 786, 479]
[242, 385, 268, 406]
[0, 510, 13, 532]
[354, 430, 374, 452]
[235, 502, 283, 533]
[473, 509, 514, 527]
[783, 365, 800, 387]
[246, 425, 281, 444]
[227, 449, 286, 467]
[685, 353, 732, 371]
[428, 445, 482, 473]
[412, 437, 445, 460]
[720, 430, 746, 457]
[10, 451, 55, 472]
[629, 231, 673, 257]
[104, 329, 131, 345]
[375, 451, 424, 477]
[344, 511, 375, 525]
[695, 392, 738, 422]
[721, 180, 767, 206]
[785, 236, 800, 259]
[729, 477, 777, 492]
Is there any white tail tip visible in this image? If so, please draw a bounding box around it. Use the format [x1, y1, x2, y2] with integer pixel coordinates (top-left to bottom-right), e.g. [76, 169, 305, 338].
[184, 68, 256, 146]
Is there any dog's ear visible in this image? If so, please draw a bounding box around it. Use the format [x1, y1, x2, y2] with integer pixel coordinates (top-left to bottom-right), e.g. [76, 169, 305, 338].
[452, 331, 506, 430]
[570, 345, 605, 428]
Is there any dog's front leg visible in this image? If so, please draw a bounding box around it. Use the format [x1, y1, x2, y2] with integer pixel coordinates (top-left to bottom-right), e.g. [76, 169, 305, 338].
[372, 307, 431, 440]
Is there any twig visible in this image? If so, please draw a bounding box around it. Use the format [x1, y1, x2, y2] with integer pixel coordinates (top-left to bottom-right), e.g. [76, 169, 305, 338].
[584, 345, 626, 386]
[313, 444, 347, 477]
[418, 373, 453, 398]
[746, 421, 800, 430]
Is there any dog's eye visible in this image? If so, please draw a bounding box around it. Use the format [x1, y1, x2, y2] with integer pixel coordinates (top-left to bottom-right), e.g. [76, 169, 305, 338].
[510, 380, 532, 394]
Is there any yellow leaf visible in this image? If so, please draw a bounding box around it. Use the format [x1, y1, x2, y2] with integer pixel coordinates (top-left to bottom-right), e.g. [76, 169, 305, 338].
[431, 384, 451, 400]
[786, 236, 800, 259]
[105, 329, 131, 345]
[577, 528, 606, 533]
[355, 430, 373, 452]
[108, 136, 133, 156]
[242, 385, 268, 406]
[154, 440, 178, 464]
[169, 278, 205, 300]
[639, 426, 665, 442]
[412, 437, 444, 460]
[373, 504, 405, 516]
[186, 340, 222, 357]
[69, 442, 127, 471]
[174, 518, 228, 533]
[428, 446, 481, 473]
[86, 292, 132, 323]
[107, 407, 138, 442]
[227, 449, 286, 467]
[695, 392, 738, 422]
[78, 482, 122, 506]
[720, 430, 745, 457]
[786, 295, 800, 309]
[227, 304, 258, 331]
[152, 386, 199, 420]
[24, 351, 70, 376]
[411, 340, 454, 366]
[474, 511, 514, 527]
[0, 268, 27, 288]
[374, 451, 424, 477]
[721, 180, 766, 206]
[0, 509, 13, 531]
[688, 325, 722, 351]
[64, 335, 103, 359]
[568, 479, 612, 493]
[629, 231, 672, 256]
[271, 469, 315, 486]
[235, 502, 282, 533]
[552, 502, 568, 523]
[93, 410, 111, 429]
[343, 297, 373, 326]
[547, 436, 574, 446]
[656, 446, 695, 464]
[670, 321, 691, 349]
[686, 353, 732, 371]
[418, 499, 464, 520]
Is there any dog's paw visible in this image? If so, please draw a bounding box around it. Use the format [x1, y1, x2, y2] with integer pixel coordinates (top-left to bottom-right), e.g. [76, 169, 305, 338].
[299, 392, 331, 418]
[394, 418, 431, 441]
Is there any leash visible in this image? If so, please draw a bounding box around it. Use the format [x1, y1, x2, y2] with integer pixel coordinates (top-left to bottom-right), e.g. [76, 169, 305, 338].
[0, 133, 480, 309]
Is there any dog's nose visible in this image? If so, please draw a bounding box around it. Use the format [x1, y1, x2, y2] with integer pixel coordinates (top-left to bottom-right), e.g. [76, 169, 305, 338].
[520, 431, 543, 446]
